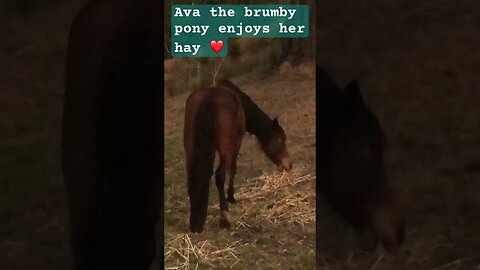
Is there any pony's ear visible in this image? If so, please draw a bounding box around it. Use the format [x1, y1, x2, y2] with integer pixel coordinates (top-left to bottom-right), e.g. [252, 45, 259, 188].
[272, 117, 279, 128]
[344, 80, 364, 106]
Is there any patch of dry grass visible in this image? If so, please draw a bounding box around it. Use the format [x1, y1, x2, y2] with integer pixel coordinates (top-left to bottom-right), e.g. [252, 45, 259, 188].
[164, 38, 287, 99]
[164, 58, 199, 98]
[279, 61, 315, 81]
[234, 170, 315, 227]
[165, 234, 241, 270]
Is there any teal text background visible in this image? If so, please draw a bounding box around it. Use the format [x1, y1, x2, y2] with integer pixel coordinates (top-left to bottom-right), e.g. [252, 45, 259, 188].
[171, 5, 309, 58]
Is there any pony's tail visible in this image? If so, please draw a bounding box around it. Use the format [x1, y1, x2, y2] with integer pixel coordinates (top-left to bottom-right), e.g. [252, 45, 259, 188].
[188, 100, 216, 233]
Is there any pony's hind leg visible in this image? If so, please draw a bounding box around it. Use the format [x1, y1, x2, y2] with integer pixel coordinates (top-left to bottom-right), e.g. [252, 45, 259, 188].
[227, 137, 242, 204]
[227, 163, 237, 204]
[215, 162, 231, 229]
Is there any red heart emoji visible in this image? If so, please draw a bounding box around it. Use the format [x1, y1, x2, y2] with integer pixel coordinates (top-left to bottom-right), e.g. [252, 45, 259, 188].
[210, 40, 224, 54]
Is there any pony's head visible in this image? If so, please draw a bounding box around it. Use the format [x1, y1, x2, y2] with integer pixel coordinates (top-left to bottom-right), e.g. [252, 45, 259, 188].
[261, 117, 292, 171]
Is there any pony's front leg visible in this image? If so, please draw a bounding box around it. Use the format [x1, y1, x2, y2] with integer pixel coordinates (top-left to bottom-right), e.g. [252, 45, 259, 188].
[215, 164, 230, 229]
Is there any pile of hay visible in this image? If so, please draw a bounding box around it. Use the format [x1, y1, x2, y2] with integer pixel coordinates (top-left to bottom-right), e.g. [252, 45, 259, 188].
[164, 168, 316, 269]
[234, 169, 316, 227]
[164, 234, 241, 270]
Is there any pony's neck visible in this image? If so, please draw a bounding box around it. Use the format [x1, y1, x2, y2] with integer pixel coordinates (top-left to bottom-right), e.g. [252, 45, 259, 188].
[216, 80, 273, 143]
[239, 94, 272, 143]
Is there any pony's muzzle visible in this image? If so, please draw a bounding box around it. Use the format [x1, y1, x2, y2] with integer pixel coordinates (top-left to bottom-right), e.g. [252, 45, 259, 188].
[278, 155, 293, 171]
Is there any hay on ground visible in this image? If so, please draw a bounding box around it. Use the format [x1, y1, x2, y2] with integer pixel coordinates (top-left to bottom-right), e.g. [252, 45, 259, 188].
[165, 234, 241, 270]
[165, 168, 316, 269]
[234, 168, 316, 227]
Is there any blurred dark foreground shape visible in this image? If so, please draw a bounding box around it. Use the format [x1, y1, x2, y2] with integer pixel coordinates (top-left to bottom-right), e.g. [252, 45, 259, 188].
[61, 0, 163, 269]
[317, 67, 405, 256]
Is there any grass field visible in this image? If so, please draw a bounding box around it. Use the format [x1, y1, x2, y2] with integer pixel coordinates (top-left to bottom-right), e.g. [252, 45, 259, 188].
[164, 70, 316, 269]
[317, 0, 480, 269]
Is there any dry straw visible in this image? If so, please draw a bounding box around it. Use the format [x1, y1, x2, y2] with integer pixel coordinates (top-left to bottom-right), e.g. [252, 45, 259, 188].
[164, 167, 316, 269]
[165, 233, 241, 270]
[234, 169, 316, 227]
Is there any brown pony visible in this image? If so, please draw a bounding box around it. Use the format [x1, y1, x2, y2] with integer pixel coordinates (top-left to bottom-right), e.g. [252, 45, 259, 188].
[184, 79, 292, 233]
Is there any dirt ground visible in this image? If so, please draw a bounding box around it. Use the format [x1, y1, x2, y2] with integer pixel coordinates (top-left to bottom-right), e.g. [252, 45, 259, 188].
[317, 0, 480, 269]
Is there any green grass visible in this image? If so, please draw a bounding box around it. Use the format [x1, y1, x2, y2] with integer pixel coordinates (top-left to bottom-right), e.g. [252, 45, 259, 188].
[164, 135, 182, 157]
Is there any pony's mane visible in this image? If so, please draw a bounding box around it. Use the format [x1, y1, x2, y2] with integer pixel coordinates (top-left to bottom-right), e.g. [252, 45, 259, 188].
[215, 79, 272, 143]
[215, 79, 258, 117]
[215, 79, 260, 116]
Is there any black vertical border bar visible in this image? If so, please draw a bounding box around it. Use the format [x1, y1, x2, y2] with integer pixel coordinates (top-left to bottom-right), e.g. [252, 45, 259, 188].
[158, 2, 166, 269]
[315, 1, 321, 268]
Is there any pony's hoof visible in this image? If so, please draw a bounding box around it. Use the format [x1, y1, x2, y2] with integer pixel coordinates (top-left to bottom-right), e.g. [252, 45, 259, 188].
[219, 218, 231, 229]
[227, 196, 237, 204]
[190, 225, 204, 234]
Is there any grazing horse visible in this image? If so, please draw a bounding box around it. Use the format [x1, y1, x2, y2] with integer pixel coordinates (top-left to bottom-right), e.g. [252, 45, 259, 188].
[62, 1, 162, 269]
[184, 79, 292, 233]
[317, 68, 405, 252]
